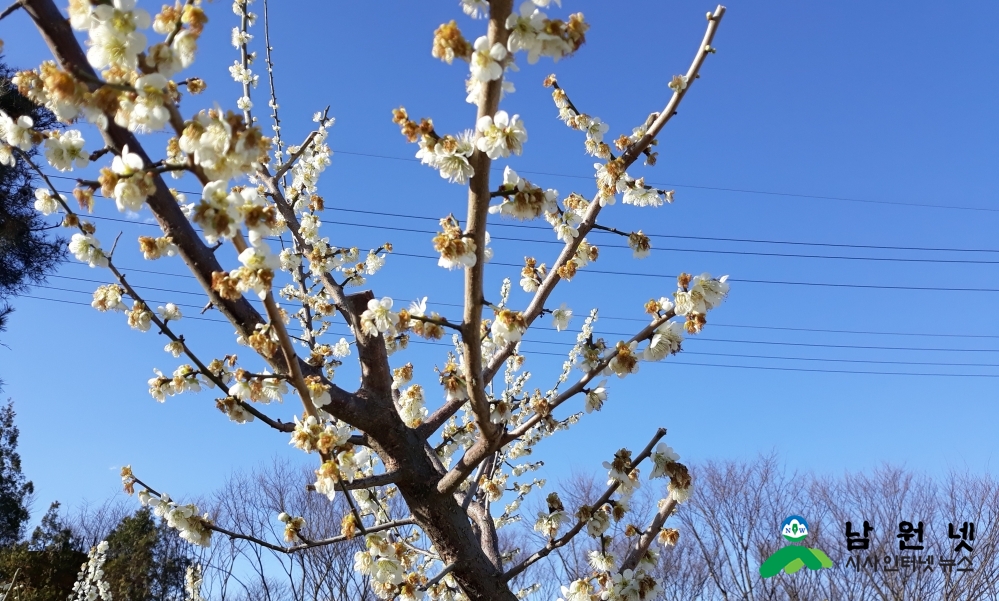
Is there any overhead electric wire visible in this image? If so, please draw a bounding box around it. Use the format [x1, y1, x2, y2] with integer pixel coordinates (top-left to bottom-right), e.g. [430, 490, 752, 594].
[33, 283, 999, 355]
[18, 294, 999, 378]
[332, 219, 999, 265]
[52, 269, 999, 340]
[74, 209, 999, 265]
[50, 208, 999, 290]
[42, 176, 999, 254]
[298, 148, 999, 214]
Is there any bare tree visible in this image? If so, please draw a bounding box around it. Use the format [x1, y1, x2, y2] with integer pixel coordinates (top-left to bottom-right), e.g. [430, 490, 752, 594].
[200, 458, 369, 601]
[549, 455, 999, 601]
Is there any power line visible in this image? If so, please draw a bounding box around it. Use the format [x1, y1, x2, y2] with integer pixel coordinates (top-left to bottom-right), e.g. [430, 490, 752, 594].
[44, 178, 999, 254]
[17, 294, 999, 377]
[323, 149, 999, 214]
[78, 207, 999, 266]
[389, 252, 999, 293]
[32, 284, 999, 354]
[48, 210, 999, 291]
[52, 269, 999, 340]
[75, 209, 999, 264]
[320, 205, 999, 255]
[312, 218, 999, 265]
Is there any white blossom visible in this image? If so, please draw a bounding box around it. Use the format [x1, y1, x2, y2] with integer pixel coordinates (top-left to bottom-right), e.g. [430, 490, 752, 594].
[69, 233, 108, 268]
[505, 1, 547, 64]
[551, 303, 572, 331]
[43, 130, 89, 171]
[111, 145, 150, 212]
[643, 320, 684, 361]
[470, 35, 507, 82]
[157, 303, 183, 321]
[360, 297, 399, 337]
[476, 110, 527, 159]
[461, 0, 489, 19]
[33, 189, 62, 215]
[650, 442, 680, 479]
[0, 112, 34, 151]
[87, 0, 151, 71]
[584, 379, 607, 413]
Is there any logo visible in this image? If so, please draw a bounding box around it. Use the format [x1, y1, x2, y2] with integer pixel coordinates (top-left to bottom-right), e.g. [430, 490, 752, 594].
[760, 515, 834, 578]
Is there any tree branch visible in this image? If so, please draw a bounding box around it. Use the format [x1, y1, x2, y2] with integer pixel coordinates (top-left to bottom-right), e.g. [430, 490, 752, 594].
[503, 427, 668, 580]
[207, 518, 416, 555]
[620, 497, 678, 572]
[0, 0, 21, 21]
[421, 2, 724, 437]
[337, 471, 400, 491]
[458, 0, 514, 448]
[503, 310, 675, 442]
[482, 5, 726, 386]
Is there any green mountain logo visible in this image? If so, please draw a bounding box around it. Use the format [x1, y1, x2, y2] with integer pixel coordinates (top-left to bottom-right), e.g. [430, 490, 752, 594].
[760, 515, 833, 578]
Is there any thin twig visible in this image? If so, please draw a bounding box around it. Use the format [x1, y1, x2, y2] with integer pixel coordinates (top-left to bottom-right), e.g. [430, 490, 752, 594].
[17, 149, 294, 433]
[503, 427, 668, 580]
[421, 562, 456, 591]
[208, 519, 416, 554]
[0, 0, 22, 21]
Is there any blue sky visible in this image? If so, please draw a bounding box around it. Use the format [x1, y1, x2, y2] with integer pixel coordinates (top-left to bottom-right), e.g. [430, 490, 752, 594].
[2, 0, 998, 520]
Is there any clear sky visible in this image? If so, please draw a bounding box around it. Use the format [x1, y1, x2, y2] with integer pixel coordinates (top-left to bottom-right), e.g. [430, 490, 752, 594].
[1, 0, 997, 520]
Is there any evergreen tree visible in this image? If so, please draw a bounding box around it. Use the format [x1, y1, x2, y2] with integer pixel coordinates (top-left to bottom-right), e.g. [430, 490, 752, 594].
[0, 57, 62, 330]
[0, 502, 85, 601]
[0, 401, 32, 547]
[103, 508, 191, 601]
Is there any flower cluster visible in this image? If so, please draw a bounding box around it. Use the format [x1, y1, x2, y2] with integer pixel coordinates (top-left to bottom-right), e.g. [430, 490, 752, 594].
[491, 308, 527, 346]
[33, 188, 65, 216]
[138, 235, 178, 260]
[674, 272, 730, 332]
[627, 231, 652, 259]
[360, 297, 401, 338]
[277, 512, 307, 543]
[544, 191, 587, 242]
[650, 443, 680, 481]
[43, 129, 89, 171]
[70, 232, 109, 268]
[505, 3, 589, 64]
[92, 284, 128, 312]
[534, 492, 569, 538]
[228, 369, 288, 404]
[0, 111, 39, 161]
[489, 167, 557, 220]
[313, 444, 372, 500]
[432, 20, 473, 64]
[178, 108, 270, 182]
[475, 110, 527, 159]
[77, 0, 151, 71]
[520, 257, 548, 292]
[141, 491, 213, 546]
[70, 540, 113, 601]
[642, 320, 684, 361]
[414, 127, 475, 184]
[98, 145, 155, 213]
[432, 215, 477, 270]
[289, 414, 352, 455]
[147, 364, 212, 402]
[184, 564, 206, 601]
[286, 117, 334, 205]
[353, 533, 420, 599]
[397, 384, 428, 428]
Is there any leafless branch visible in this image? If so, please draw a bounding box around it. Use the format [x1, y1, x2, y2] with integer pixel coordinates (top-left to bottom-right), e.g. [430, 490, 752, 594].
[503, 427, 668, 580]
[208, 518, 416, 555]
